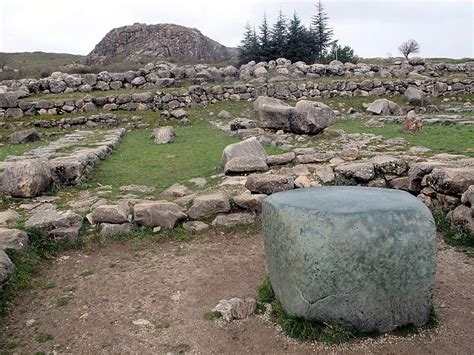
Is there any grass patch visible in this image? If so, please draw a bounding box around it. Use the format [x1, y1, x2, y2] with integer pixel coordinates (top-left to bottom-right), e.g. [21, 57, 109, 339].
[258, 277, 438, 344]
[55, 296, 70, 307]
[0, 140, 50, 161]
[0, 228, 81, 318]
[35, 332, 54, 343]
[433, 210, 474, 256]
[331, 119, 474, 156]
[204, 311, 222, 321]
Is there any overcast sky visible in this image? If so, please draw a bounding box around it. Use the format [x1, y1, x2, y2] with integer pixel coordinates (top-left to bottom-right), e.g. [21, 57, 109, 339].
[0, 0, 472, 58]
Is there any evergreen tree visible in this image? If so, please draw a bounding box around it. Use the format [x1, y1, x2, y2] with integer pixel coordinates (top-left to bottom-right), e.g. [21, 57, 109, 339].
[325, 42, 359, 64]
[269, 10, 288, 59]
[238, 24, 259, 64]
[310, 0, 334, 62]
[285, 12, 311, 62]
[258, 13, 271, 61]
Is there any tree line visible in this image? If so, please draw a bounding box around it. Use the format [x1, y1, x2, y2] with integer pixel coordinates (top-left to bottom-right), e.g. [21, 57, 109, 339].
[239, 1, 358, 65]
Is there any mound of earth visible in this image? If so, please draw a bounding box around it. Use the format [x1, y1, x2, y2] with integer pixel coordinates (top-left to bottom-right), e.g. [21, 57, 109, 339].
[86, 23, 231, 65]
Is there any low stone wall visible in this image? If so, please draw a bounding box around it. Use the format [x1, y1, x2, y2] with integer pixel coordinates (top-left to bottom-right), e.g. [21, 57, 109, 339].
[1, 78, 473, 119]
[0, 129, 125, 197]
[0, 58, 472, 97]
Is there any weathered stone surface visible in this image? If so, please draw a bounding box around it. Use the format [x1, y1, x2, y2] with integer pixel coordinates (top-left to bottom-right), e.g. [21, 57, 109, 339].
[448, 205, 474, 235]
[187, 193, 230, 219]
[99, 223, 132, 237]
[292, 100, 336, 134]
[25, 209, 82, 231]
[163, 183, 189, 197]
[0, 227, 29, 251]
[0, 210, 20, 226]
[86, 23, 231, 65]
[370, 156, 407, 176]
[134, 201, 186, 229]
[0, 250, 15, 286]
[91, 204, 130, 224]
[221, 137, 268, 167]
[224, 156, 268, 175]
[427, 167, 474, 195]
[245, 174, 294, 194]
[213, 298, 256, 321]
[183, 221, 209, 232]
[403, 110, 422, 133]
[405, 87, 425, 106]
[233, 193, 267, 212]
[253, 96, 295, 132]
[335, 162, 375, 182]
[0, 160, 52, 198]
[211, 213, 255, 227]
[366, 99, 402, 115]
[311, 166, 335, 184]
[9, 129, 40, 144]
[461, 185, 474, 206]
[153, 126, 175, 144]
[266, 152, 296, 166]
[294, 175, 311, 188]
[296, 152, 335, 164]
[170, 108, 188, 119]
[262, 187, 437, 332]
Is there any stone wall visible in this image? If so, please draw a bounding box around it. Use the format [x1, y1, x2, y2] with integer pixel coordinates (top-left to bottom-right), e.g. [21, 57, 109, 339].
[1, 78, 473, 119]
[0, 58, 472, 97]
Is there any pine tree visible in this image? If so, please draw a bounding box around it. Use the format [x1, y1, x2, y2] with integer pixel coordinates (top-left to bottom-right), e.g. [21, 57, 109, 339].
[258, 13, 271, 61]
[285, 12, 311, 62]
[238, 24, 259, 64]
[310, 0, 334, 62]
[269, 10, 288, 59]
[325, 42, 359, 64]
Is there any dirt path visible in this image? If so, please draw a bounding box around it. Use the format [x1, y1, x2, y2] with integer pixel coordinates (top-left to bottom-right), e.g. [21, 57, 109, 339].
[1, 232, 473, 354]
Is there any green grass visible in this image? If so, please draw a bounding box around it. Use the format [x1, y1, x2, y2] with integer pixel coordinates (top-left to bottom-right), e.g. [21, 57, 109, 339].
[0, 140, 50, 161]
[35, 332, 54, 343]
[258, 277, 439, 344]
[55, 296, 70, 307]
[204, 311, 222, 321]
[331, 119, 474, 156]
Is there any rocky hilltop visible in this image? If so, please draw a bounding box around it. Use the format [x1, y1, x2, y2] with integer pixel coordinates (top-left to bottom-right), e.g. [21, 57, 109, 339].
[86, 23, 231, 65]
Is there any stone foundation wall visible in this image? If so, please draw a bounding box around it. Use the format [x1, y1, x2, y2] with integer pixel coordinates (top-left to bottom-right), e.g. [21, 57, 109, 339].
[1, 78, 473, 119]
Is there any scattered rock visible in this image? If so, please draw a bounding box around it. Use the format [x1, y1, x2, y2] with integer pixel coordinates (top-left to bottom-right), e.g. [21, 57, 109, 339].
[170, 108, 188, 119]
[0, 160, 52, 198]
[221, 137, 268, 167]
[99, 223, 132, 237]
[153, 126, 175, 144]
[91, 204, 130, 224]
[245, 174, 294, 194]
[211, 213, 255, 227]
[119, 184, 156, 193]
[189, 177, 207, 187]
[134, 201, 186, 229]
[224, 156, 268, 175]
[218, 110, 231, 119]
[405, 87, 425, 106]
[335, 162, 375, 182]
[187, 193, 230, 219]
[366, 99, 402, 115]
[233, 193, 267, 212]
[0, 250, 15, 286]
[9, 129, 40, 144]
[448, 205, 474, 235]
[0, 210, 20, 226]
[294, 175, 311, 188]
[163, 183, 189, 197]
[403, 110, 422, 133]
[266, 152, 296, 166]
[364, 118, 385, 128]
[427, 167, 474, 195]
[0, 227, 29, 251]
[183, 221, 209, 232]
[212, 298, 256, 321]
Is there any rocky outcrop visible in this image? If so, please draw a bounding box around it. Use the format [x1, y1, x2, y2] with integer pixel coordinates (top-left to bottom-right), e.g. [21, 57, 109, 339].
[86, 23, 231, 65]
[254, 96, 336, 134]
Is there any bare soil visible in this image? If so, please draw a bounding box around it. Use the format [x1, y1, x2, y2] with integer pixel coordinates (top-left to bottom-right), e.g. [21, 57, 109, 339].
[1, 231, 473, 354]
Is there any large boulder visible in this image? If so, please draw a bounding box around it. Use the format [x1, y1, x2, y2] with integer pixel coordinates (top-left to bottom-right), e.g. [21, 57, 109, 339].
[262, 187, 437, 332]
[245, 174, 294, 194]
[335, 162, 375, 182]
[427, 167, 474, 196]
[0, 160, 52, 198]
[253, 96, 336, 134]
[91, 204, 130, 224]
[134, 201, 186, 229]
[187, 193, 230, 219]
[291, 100, 336, 134]
[221, 137, 268, 167]
[9, 129, 40, 144]
[366, 99, 402, 115]
[253, 96, 295, 132]
[25, 209, 83, 241]
[404, 87, 425, 106]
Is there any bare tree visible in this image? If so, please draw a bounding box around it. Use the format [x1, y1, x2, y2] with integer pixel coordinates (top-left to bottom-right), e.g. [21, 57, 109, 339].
[399, 39, 420, 60]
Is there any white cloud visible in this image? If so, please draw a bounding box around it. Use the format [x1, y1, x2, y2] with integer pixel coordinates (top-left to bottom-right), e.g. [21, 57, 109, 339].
[0, 0, 472, 58]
